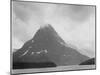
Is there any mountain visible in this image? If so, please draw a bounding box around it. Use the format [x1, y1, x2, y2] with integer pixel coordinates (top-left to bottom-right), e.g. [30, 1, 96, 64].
[79, 58, 95, 65]
[13, 24, 90, 69]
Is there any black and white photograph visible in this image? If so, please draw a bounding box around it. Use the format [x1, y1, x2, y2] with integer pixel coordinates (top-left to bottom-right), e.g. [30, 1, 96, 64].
[11, 0, 96, 74]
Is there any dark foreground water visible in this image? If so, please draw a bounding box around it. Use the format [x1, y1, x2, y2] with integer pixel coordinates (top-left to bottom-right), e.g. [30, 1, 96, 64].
[13, 62, 57, 69]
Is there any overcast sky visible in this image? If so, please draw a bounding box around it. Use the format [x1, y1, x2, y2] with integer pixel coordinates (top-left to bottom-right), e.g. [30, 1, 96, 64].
[12, 1, 95, 58]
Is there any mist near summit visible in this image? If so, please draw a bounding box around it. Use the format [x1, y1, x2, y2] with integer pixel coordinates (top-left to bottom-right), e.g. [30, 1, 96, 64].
[12, 1, 95, 58]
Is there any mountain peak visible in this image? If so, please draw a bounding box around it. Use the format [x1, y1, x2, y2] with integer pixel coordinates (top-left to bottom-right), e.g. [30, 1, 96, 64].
[34, 24, 66, 45]
[40, 24, 52, 28]
[39, 24, 55, 32]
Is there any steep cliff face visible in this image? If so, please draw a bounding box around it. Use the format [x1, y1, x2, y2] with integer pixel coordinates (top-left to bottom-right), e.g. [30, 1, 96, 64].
[13, 24, 89, 69]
